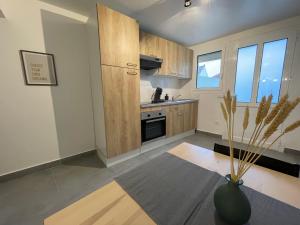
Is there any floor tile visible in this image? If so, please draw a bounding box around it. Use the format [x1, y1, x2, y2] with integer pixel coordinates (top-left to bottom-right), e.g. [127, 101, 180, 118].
[0, 132, 299, 225]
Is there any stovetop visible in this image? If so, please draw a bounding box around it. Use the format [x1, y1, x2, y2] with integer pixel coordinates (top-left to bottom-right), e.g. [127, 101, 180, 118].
[151, 99, 165, 104]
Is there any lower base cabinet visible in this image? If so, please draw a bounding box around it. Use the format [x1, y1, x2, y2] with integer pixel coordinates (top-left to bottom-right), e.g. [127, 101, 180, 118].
[102, 65, 141, 158]
[165, 102, 198, 137]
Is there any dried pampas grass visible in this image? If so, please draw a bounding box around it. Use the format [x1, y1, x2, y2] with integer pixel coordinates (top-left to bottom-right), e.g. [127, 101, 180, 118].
[220, 90, 300, 183]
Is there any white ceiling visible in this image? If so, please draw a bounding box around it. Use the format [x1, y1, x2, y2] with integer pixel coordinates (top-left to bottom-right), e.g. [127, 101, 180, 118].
[40, 0, 300, 46]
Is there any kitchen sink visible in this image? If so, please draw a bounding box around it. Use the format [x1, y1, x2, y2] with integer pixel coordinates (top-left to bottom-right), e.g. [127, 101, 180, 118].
[172, 99, 193, 102]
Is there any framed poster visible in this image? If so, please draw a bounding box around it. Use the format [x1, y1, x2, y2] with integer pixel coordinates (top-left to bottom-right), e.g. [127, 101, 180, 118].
[20, 50, 58, 86]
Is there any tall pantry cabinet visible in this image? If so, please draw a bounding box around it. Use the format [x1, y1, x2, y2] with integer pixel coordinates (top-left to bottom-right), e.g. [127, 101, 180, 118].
[96, 4, 141, 159]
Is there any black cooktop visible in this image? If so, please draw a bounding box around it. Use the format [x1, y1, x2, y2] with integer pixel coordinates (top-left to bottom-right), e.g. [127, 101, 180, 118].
[151, 99, 165, 104]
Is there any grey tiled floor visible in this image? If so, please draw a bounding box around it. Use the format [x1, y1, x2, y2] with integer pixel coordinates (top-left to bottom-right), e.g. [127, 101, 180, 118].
[0, 132, 299, 225]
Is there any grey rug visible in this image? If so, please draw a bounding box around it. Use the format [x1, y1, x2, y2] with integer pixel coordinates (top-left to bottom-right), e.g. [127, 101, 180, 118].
[115, 153, 300, 225]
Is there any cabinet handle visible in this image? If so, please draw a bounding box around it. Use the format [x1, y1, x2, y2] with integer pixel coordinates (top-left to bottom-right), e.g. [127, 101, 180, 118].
[127, 71, 138, 75]
[127, 63, 137, 67]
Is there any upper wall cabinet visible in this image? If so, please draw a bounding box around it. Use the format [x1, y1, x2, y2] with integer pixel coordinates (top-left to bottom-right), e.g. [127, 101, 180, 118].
[178, 47, 193, 79]
[140, 32, 161, 58]
[97, 4, 139, 69]
[140, 31, 193, 79]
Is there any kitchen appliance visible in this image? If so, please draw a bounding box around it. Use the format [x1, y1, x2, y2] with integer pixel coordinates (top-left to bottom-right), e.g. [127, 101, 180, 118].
[151, 87, 165, 103]
[141, 110, 166, 143]
[140, 54, 163, 70]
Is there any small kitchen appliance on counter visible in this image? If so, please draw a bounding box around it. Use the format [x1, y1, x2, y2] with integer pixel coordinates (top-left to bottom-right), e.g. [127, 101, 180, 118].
[151, 87, 165, 103]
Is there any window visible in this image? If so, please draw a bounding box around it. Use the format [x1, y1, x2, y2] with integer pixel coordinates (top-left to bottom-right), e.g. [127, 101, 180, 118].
[196, 51, 222, 89]
[257, 39, 288, 103]
[234, 38, 288, 104]
[235, 45, 258, 103]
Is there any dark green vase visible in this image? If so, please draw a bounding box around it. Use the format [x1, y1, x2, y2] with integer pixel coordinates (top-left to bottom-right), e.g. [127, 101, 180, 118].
[214, 174, 251, 225]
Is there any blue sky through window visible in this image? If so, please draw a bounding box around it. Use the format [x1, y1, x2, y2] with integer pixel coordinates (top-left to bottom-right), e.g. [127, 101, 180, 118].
[257, 39, 288, 103]
[235, 45, 258, 102]
[196, 51, 221, 88]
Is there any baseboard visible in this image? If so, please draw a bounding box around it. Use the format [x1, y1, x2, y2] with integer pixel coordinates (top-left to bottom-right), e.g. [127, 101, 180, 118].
[222, 135, 284, 152]
[0, 149, 97, 183]
[106, 149, 141, 167]
[214, 143, 300, 177]
[141, 130, 195, 153]
[99, 130, 196, 167]
[196, 129, 222, 139]
[284, 147, 300, 156]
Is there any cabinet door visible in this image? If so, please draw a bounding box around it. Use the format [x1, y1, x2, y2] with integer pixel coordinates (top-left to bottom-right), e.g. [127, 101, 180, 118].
[140, 31, 161, 58]
[101, 65, 141, 158]
[159, 40, 177, 76]
[183, 102, 198, 131]
[169, 105, 184, 136]
[165, 106, 173, 137]
[177, 47, 193, 79]
[167, 41, 178, 76]
[185, 48, 193, 79]
[158, 38, 169, 75]
[177, 45, 186, 77]
[97, 4, 139, 69]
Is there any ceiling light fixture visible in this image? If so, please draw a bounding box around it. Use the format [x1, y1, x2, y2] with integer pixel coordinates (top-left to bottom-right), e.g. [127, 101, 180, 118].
[184, 0, 192, 7]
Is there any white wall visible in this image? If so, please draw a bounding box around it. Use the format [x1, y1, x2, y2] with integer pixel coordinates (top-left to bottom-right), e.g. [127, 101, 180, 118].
[140, 70, 191, 102]
[0, 0, 95, 176]
[185, 16, 300, 151]
[86, 5, 107, 157]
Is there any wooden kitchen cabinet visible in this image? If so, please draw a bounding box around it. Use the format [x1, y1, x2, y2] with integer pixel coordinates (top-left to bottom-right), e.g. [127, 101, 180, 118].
[183, 102, 198, 132]
[165, 102, 198, 137]
[171, 104, 185, 135]
[166, 40, 178, 76]
[97, 4, 139, 69]
[140, 31, 193, 78]
[140, 31, 161, 58]
[164, 105, 184, 137]
[177, 46, 193, 79]
[185, 48, 193, 79]
[101, 65, 141, 158]
[177, 45, 186, 77]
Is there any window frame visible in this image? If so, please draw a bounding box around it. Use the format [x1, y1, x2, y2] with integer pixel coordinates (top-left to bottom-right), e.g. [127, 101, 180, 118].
[234, 44, 259, 103]
[231, 31, 296, 107]
[256, 38, 288, 104]
[195, 49, 225, 92]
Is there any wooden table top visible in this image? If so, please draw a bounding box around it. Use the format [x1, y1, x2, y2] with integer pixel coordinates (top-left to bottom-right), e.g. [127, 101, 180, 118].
[44, 143, 300, 225]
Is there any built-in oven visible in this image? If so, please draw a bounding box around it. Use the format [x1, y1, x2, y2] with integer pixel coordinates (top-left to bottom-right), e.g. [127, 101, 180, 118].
[141, 110, 166, 143]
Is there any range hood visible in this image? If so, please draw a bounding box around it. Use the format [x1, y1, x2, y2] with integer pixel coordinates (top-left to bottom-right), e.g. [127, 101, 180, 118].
[140, 54, 163, 70]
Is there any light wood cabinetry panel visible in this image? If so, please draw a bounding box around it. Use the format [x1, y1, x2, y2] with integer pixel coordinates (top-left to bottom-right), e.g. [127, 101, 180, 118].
[151, 102, 198, 137]
[166, 40, 178, 76]
[171, 104, 185, 135]
[165, 106, 173, 137]
[177, 47, 193, 79]
[183, 102, 198, 132]
[177, 45, 186, 77]
[186, 48, 193, 79]
[97, 4, 139, 69]
[140, 31, 193, 78]
[140, 31, 161, 58]
[102, 65, 141, 158]
[158, 38, 169, 75]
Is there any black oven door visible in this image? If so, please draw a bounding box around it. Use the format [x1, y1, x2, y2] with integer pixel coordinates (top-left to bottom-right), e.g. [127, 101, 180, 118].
[141, 116, 166, 143]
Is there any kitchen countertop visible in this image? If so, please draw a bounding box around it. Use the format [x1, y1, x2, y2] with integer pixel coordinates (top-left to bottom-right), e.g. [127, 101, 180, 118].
[140, 99, 198, 108]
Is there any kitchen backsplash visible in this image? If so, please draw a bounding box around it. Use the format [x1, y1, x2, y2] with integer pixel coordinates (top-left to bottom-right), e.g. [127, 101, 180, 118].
[140, 70, 190, 103]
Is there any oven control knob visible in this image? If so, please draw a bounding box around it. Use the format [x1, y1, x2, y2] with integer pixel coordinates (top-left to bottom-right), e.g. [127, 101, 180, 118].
[159, 113, 162, 115]
[148, 114, 151, 117]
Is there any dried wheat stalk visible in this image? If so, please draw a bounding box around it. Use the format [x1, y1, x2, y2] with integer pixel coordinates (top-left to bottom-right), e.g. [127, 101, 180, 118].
[220, 90, 300, 183]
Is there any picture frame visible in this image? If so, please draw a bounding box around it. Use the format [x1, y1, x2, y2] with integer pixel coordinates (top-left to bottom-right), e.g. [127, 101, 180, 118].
[20, 50, 58, 86]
